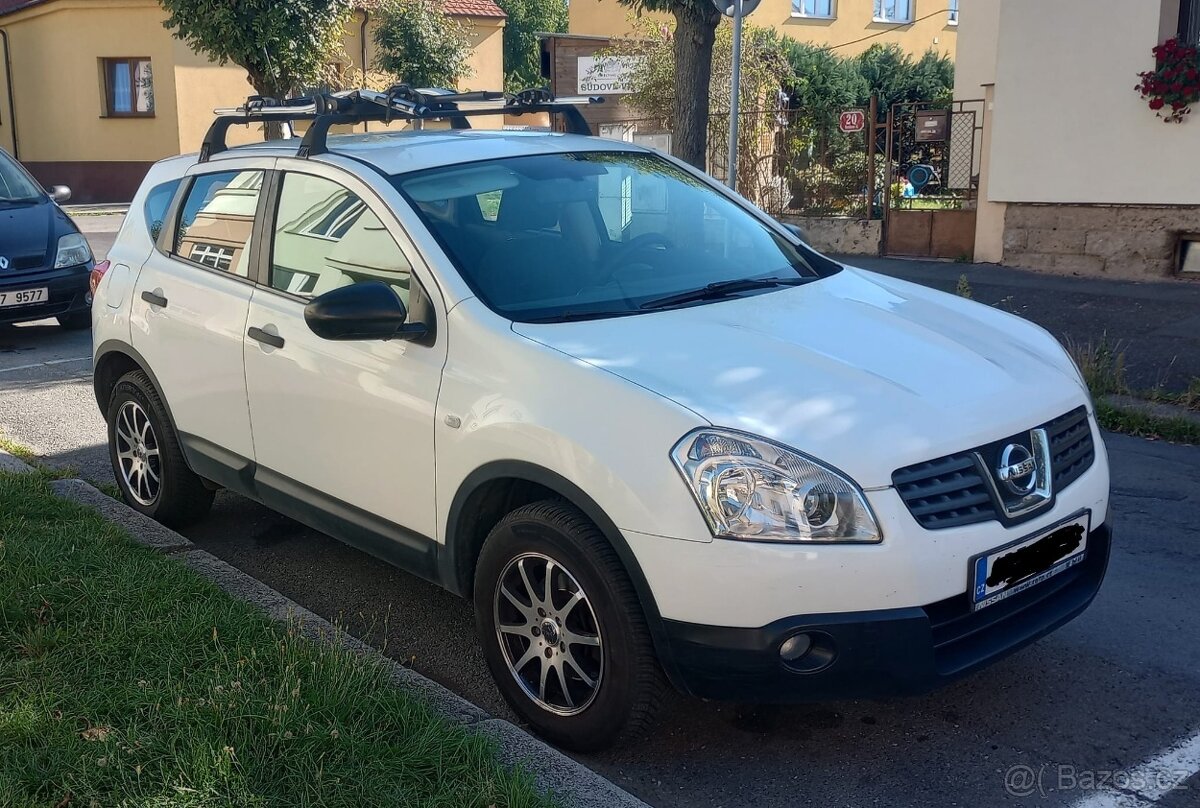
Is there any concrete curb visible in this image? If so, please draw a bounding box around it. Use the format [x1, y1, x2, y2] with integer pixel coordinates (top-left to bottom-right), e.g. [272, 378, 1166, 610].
[4, 458, 647, 808]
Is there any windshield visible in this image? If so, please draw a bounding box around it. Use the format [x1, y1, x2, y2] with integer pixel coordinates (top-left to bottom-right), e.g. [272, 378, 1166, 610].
[394, 151, 834, 322]
[0, 150, 45, 205]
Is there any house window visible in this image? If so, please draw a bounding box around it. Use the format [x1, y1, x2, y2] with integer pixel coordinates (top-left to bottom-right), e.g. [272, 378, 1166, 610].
[1181, 0, 1200, 45]
[948, 0, 958, 24]
[792, 0, 835, 18]
[102, 58, 154, 117]
[874, 0, 913, 23]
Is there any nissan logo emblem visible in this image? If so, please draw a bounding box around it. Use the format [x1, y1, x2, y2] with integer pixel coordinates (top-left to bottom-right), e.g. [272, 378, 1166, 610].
[996, 443, 1037, 496]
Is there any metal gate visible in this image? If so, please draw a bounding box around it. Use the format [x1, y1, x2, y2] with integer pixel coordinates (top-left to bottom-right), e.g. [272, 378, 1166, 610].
[883, 99, 984, 260]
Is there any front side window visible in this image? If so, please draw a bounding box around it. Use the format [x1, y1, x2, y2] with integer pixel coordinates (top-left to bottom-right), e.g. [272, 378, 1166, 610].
[792, 0, 835, 17]
[174, 170, 264, 276]
[396, 152, 829, 322]
[270, 172, 413, 303]
[102, 58, 154, 117]
[874, 0, 913, 22]
[0, 149, 43, 204]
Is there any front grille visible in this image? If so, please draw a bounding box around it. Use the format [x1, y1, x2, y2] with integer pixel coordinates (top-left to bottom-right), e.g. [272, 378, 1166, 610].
[893, 406, 1096, 530]
[11, 254, 46, 271]
[1046, 406, 1095, 490]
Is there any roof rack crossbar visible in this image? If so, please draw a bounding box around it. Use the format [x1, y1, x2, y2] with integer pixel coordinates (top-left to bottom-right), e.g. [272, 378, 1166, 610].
[198, 87, 604, 162]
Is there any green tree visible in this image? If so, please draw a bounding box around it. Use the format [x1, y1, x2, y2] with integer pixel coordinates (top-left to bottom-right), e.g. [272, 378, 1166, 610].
[855, 43, 953, 113]
[617, 0, 722, 169]
[373, 0, 472, 88]
[496, 0, 567, 91]
[159, 0, 353, 102]
[779, 38, 867, 120]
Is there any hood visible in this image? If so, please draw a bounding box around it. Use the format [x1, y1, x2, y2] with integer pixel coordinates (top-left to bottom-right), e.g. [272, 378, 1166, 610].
[0, 199, 60, 268]
[513, 268, 1088, 489]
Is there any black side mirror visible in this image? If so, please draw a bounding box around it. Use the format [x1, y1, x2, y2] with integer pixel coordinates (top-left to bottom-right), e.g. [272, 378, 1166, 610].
[781, 222, 809, 244]
[304, 281, 427, 341]
[49, 185, 71, 204]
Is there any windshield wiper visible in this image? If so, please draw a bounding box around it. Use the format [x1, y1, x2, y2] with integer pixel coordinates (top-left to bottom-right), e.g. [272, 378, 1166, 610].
[639, 276, 807, 311]
[524, 308, 639, 323]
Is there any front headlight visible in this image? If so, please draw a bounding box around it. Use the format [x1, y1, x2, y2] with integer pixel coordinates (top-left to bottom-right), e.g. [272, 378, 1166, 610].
[670, 429, 881, 543]
[54, 233, 92, 269]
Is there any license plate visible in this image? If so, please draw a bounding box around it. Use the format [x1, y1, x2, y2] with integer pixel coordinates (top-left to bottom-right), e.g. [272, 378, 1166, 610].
[0, 287, 48, 307]
[970, 511, 1090, 612]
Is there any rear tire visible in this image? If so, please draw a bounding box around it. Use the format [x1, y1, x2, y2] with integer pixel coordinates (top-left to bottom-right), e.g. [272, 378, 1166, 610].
[106, 370, 213, 526]
[475, 500, 665, 752]
[56, 310, 91, 330]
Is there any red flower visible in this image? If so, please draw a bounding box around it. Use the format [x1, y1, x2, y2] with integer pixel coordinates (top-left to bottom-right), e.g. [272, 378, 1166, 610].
[1149, 97, 1166, 110]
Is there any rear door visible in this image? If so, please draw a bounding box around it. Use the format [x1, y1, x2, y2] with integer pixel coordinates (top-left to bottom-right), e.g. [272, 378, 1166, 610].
[242, 163, 447, 570]
[129, 158, 273, 484]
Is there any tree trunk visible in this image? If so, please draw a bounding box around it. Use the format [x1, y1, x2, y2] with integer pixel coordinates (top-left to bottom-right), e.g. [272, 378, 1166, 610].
[671, 3, 721, 170]
[247, 70, 287, 141]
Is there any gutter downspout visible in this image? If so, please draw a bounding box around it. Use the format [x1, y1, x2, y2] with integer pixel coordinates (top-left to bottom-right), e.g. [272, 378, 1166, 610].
[358, 9, 369, 133]
[0, 28, 18, 158]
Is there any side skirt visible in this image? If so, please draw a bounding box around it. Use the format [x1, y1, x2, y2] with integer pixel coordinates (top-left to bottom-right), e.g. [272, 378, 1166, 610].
[180, 433, 443, 587]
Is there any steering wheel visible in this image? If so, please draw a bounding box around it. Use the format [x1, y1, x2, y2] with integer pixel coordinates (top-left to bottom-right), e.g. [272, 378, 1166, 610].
[597, 232, 675, 284]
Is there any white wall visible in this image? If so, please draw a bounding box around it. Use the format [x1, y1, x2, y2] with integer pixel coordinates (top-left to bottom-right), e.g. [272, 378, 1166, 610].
[953, 0, 1002, 99]
[986, 0, 1200, 205]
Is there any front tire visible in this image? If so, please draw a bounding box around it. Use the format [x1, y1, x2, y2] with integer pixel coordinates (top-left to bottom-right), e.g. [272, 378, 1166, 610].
[475, 500, 664, 751]
[56, 310, 91, 330]
[106, 370, 213, 526]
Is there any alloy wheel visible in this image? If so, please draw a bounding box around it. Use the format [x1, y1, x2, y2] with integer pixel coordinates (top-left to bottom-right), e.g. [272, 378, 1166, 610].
[114, 400, 161, 506]
[493, 552, 604, 716]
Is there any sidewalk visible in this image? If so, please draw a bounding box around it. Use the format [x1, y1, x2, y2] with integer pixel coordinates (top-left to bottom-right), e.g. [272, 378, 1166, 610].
[844, 255, 1200, 393]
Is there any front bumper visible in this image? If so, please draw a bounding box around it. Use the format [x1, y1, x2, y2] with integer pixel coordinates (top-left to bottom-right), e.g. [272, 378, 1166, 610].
[660, 522, 1110, 701]
[0, 266, 91, 324]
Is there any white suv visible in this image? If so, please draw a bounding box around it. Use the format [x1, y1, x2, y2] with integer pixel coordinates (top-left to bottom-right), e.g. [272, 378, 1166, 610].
[92, 90, 1111, 751]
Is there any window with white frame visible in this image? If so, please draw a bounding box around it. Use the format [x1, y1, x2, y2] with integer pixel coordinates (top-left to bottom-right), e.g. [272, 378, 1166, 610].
[874, 0, 913, 23]
[792, 0, 835, 18]
[948, 0, 958, 24]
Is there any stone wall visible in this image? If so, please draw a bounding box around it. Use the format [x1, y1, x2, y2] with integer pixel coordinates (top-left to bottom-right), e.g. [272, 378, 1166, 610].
[778, 216, 882, 256]
[1001, 204, 1200, 279]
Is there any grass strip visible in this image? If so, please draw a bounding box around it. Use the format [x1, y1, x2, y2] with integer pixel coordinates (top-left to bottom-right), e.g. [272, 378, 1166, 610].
[0, 471, 557, 808]
[1094, 400, 1200, 446]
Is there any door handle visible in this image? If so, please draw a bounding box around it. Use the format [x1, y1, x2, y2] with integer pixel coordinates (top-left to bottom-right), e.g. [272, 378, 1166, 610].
[141, 290, 168, 308]
[247, 326, 285, 349]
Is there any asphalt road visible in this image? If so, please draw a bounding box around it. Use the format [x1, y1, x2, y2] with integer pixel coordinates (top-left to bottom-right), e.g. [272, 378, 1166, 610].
[2, 224, 1199, 806]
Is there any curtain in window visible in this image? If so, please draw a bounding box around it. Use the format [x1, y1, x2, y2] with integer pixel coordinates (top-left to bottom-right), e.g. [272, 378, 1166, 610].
[1181, 0, 1200, 46]
[110, 61, 132, 113]
[134, 60, 154, 113]
[874, 0, 912, 21]
[793, 0, 833, 16]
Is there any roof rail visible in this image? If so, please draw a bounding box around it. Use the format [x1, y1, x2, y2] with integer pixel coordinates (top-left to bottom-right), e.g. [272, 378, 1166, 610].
[198, 86, 604, 162]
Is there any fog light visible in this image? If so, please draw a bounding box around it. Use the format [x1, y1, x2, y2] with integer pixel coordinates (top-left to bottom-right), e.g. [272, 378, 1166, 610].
[779, 633, 812, 662]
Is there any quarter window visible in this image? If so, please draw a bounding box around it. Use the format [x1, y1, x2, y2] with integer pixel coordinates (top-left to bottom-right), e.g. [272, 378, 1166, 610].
[143, 179, 181, 243]
[874, 0, 913, 23]
[102, 58, 154, 117]
[174, 170, 264, 277]
[271, 173, 413, 303]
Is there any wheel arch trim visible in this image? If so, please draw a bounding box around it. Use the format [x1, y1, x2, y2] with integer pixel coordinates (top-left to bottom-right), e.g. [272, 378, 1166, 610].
[443, 460, 687, 690]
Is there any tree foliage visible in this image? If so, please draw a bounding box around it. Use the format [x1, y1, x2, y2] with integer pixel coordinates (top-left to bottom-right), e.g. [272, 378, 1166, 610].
[853, 43, 954, 112]
[373, 0, 473, 88]
[496, 0, 567, 91]
[159, 0, 354, 99]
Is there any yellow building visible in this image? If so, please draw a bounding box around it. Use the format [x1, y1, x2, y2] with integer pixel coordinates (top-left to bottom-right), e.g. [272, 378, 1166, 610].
[0, 0, 506, 202]
[568, 0, 958, 58]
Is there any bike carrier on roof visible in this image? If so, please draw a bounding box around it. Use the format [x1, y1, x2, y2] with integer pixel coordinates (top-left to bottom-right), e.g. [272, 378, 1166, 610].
[199, 86, 605, 162]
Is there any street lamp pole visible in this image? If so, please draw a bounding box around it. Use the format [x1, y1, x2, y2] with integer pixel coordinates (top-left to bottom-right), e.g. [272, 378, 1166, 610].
[726, 0, 743, 191]
[711, 0, 759, 192]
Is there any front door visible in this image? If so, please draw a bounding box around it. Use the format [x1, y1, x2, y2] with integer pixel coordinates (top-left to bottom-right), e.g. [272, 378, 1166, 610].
[242, 167, 446, 573]
[129, 162, 270, 483]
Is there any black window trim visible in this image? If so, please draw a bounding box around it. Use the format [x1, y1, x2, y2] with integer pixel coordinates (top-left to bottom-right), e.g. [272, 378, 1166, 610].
[161, 166, 270, 288]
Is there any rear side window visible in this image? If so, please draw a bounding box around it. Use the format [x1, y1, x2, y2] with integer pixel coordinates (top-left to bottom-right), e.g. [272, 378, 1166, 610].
[174, 170, 265, 277]
[142, 179, 180, 243]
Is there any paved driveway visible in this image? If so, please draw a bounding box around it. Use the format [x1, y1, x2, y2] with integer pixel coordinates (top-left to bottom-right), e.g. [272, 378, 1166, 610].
[3, 228, 1199, 806]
